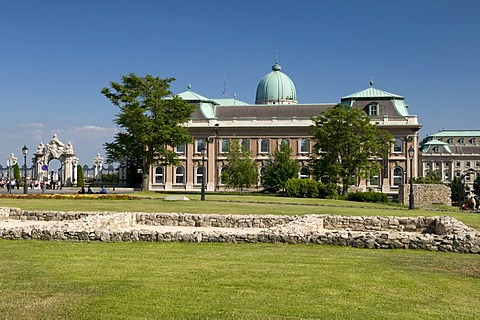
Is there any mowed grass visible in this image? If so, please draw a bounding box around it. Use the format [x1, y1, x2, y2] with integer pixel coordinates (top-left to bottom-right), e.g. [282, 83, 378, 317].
[1, 192, 479, 231]
[0, 194, 479, 319]
[0, 241, 479, 319]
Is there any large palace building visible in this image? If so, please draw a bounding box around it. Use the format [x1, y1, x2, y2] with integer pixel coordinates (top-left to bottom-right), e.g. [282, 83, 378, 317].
[419, 130, 480, 196]
[148, 61, 422, 194]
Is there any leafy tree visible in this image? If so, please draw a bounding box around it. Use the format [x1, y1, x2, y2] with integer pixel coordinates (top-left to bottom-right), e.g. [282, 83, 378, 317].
[221, 139, 258, 192]
[473, 176, 480, 197]
[310, 105, 392, 195]
[76, 165, 85, 187]
[449, 176, 464, 203]
[413, 169, 442, 184]
[13, 163, 20, 185]
[261, 142, 300, 192]
[101, 73, 195, 191]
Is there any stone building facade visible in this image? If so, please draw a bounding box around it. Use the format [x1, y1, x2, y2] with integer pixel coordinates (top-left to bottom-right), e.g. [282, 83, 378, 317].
[148, 62, 422, 194]
[419, 130, 480, 197]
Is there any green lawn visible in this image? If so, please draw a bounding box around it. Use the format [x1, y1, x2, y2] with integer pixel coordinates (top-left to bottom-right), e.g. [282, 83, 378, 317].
[1, 193, 479, 231]
[1, 241, 479, 319]
[1, 194, 479, 319]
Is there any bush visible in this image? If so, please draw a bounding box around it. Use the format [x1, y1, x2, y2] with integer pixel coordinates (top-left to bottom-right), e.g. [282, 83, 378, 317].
[285, 178, 338, 199]
[347, 191, 389, 203]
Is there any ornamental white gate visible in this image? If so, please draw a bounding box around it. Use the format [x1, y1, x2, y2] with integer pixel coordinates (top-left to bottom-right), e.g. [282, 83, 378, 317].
[33, 134, 78, 187]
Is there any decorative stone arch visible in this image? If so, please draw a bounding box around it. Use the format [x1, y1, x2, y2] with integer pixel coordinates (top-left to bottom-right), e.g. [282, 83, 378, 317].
[34, 134, 78, 186]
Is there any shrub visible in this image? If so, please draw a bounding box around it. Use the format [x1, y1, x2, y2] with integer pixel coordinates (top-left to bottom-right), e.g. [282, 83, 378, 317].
[347, 191, 389, 203]
[285, 178, 338, 199]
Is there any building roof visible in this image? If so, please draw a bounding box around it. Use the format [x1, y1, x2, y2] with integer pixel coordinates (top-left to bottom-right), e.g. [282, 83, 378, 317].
[212, 98, 250, 106]
[255, 63, 297, 104]
[342, 86, 404, 100]
[176, 89, 219, 105]
[428, 130, 480, 137]
[197, 104, 335, 120]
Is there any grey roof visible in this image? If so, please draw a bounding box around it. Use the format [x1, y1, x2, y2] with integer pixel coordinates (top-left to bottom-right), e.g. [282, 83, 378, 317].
[190, 104, 335, 120]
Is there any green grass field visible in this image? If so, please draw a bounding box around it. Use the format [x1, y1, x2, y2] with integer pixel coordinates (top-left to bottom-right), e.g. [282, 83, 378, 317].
[1, 194, 479, 319]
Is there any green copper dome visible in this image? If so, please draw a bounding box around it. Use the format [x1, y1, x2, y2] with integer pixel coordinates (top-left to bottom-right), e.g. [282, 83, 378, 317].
[255, 63, 297, 105]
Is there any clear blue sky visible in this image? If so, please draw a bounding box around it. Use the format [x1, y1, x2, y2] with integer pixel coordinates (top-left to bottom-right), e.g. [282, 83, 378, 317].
[1, 0, 479, 168]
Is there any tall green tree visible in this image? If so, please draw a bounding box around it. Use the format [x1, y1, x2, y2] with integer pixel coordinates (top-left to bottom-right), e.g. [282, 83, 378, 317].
[13, 163, 20, 185]
[473, 176, 480, 197]
[76, 164, 85, 187]
[261, 142, 300, 192]
[221, 139, 258, 192]
[101, 73, 195, 191]
[449, 176, 464, 203]
[310, 105, 392, 195]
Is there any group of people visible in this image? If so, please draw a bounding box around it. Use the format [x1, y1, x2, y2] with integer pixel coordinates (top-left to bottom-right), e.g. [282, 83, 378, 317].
[78, 186, 108, 194]
[0, 178, 18, 191]
[462, 195, 480, 211]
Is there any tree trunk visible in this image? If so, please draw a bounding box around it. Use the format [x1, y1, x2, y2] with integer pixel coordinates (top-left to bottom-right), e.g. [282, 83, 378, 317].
[142, 173, 149, 192]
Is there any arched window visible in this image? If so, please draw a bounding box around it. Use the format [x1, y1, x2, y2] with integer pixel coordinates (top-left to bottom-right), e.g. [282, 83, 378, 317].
[279, 138, 289, 149]
[241, 139, 250, 152]
[196, 139, 206, 154]
[196, 166, 205, 184]
[260, 139, 269, 154]
[299, 166, 310, 179]
[220, 166, 228, 185]
[299, 139, 310, 154]
[175, 166, 185, 184]
[154, 167, 164, 184]
[221, 139, 230, 153]
[393, 167, 403, 187]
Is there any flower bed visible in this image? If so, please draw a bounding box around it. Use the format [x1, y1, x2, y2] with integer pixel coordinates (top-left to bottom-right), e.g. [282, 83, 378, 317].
[0, 194, 139, 200]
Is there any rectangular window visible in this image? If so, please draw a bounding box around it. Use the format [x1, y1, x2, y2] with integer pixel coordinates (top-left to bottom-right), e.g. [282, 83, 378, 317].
[393, 138, 402, 153]
[466, 161, 471, 168]
[456, 162, 461, 168]
[299, 139, 310, 154]
[175, 144, 185, 154]
[369, 175, 379, 186]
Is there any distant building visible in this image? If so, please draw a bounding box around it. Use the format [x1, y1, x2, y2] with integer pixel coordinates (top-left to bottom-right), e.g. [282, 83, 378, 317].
[420, 130, 480, 195]
[149, 61, 422, 194]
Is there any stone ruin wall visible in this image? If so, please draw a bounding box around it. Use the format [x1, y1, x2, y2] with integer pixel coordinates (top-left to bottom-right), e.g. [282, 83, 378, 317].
[0, 208, 478, 254]
[398, 183, 452, 207]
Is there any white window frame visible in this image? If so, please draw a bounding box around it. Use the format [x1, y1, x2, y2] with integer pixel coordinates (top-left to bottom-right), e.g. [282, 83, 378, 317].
[299, 139, 310, 154]
[393, 138, 403, 153]
[260, 139, 269, 154]
[221, 139, 230, 153]
[154, 167, 164, 184]
[393, 167, 403, 187]
[368, 103, 379, 116]
[195, 139, 206, 154]
[175, 144, 185, 154]
[175, 166, 185, 184]
[195, 166, 205, 185]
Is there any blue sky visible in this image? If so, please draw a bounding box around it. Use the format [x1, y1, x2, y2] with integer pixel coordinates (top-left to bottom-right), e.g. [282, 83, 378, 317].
[1, 0, 479, 168]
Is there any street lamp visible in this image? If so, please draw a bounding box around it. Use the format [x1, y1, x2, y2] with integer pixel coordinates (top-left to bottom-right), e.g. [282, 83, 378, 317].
[200, 144, 206, 201]
[408, 146, 415, 210]
[22, 145, 28, 194]
[51, 170, 55, 190]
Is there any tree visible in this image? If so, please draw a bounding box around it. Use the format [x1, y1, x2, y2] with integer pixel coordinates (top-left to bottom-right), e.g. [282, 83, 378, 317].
[101, 73, 195, 191]
[13, 163, 20, 185]
[310, 105, 392, 195]
[473, 176, 480, 197]
[449, 176, 464, 203]
[221, 139, 258, 192]
[77, 165, 85, 187]
[413, 169, 442, 184]
[261, 142, 300, 192]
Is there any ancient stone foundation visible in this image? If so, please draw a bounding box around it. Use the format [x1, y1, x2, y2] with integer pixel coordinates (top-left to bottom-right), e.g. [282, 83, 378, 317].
[0, 207, 478, 254]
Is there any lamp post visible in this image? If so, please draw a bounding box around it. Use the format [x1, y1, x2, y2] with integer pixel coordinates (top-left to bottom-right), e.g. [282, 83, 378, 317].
[50, 170, 55, 190]
[200, 145, 206, 201]
[408, 146, 415, 210]
[22, 145, 28, 194]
